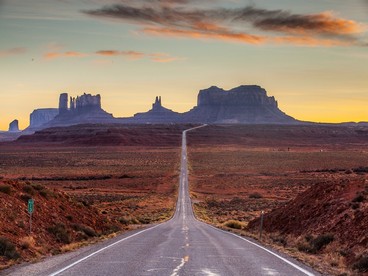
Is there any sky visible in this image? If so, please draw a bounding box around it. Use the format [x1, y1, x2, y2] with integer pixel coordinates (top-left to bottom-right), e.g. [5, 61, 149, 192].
[0, 0, 367, 130]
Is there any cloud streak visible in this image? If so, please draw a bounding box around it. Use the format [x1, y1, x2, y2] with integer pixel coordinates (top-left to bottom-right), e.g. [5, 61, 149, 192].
[0, 47, 27, 57]
[95, 49, 180, 62]
[43, 48, 180, 63]
[83, 3, 365, 46]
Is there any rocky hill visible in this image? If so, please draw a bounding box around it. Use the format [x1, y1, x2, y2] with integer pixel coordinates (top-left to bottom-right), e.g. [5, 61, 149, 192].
[0, 179, 118, 269]
[247, 177, 368, 274]
[184, 85, 297, 123]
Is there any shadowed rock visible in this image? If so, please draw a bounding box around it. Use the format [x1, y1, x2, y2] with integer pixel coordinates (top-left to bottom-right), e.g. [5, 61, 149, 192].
[8, 120, 19, 132]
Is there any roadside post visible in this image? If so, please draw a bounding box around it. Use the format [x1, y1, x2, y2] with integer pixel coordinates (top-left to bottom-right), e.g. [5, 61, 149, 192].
[28, 199, 34, 234]
[259, 211, 264, 240]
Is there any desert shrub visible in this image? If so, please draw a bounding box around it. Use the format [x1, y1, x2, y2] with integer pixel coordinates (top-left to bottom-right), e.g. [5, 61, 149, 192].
[66, 215, 73, 221]
[224, 220, 243, 229]
[103, 224, 121, 235]
[0, 237, 20, 259]
[0, 185, 11, 194]
[47, 223, 71, 244]
[20, 194, 32, 203]
[271, 235, 287, 247]
[298, 234, 334, 254]
[71, 224, 97, 237]
[19, 236, 35, 250]
[31, 183, 45, 191]
[23, 185, 35, 196]
[118, 217, 130, 225]
[353, 255, 368, 273]
[352, 193, 365, 203]
[311, 234, 334, 252]
[249, 192, 263, 199]
[137, 216, 151, 224]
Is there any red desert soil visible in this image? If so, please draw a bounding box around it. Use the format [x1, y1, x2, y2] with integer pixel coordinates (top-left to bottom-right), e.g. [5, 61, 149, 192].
[0, 124, 186, 270]
[247, 178, 368, 274]
[0, 179, 115, 269]
[186, 124, 368, 275]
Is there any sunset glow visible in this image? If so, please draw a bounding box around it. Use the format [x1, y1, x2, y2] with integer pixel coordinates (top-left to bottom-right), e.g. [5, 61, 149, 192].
[0, 0, 367, 130]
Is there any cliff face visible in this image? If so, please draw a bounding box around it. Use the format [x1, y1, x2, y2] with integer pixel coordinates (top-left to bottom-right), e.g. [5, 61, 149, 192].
[8, 120, 19, 132]
[184, 85, 296, 124]
[30, 108, 58, 128]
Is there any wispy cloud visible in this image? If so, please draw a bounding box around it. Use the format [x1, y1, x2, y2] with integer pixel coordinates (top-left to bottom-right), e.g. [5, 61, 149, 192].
[95, 50, 145, 59]
[0, 47, 26, 57]
[95, 49, 180, 62]
[43, 47, 180, 63]
[44, 51, 88, 59]
[83, 3, 366, 46]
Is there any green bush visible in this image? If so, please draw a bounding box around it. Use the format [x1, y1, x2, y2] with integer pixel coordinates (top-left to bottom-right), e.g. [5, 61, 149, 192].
[0, 185, 11, 195]
[0, 237, 20, 259]
[224, 220, 243, 229]
[47, 223, 71, 244]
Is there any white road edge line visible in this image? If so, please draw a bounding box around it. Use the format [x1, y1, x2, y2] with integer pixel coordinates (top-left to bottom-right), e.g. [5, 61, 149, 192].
[205, 223, 315, 276]
[48, 224, 162, 276]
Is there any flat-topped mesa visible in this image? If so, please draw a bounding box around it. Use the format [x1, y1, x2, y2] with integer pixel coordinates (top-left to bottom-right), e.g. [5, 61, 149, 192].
[184, 85, 296, 124]
[198, 85, 278, 108]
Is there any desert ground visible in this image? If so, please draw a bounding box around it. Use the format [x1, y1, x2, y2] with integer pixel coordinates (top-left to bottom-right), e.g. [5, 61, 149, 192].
[187, 125, 368, 275]
[0, 124, 186, 269]
[0, 124, 367, 275]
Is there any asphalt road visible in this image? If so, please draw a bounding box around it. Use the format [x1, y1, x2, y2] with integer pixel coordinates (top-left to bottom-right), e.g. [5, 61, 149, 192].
[3, 126, 320, 276]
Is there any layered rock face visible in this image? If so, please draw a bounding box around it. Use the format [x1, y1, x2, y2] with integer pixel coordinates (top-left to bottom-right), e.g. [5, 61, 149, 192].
[30, 108, 58, 128]
[8, 120, 19, 132]
[44, 93, 113, 128]
[184, 85, 296, 123]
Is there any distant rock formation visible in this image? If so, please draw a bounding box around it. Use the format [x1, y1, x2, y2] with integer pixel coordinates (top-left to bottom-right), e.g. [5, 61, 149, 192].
[30, 108, 58, 128]
[42, 93, 113, 128]
[22, 85, 299, 132]
[8, 119, 19, 132]
[132, 96, 181, 123]
[183, 85, 296, 123]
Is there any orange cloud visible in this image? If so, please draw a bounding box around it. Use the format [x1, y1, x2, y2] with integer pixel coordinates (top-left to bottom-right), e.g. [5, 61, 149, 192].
[255, 12, 362, 36]
[95, 49, 179, 62]
[143, 27, 265, 44]
[0, 47, 26, 57]
[271, 36, 353, 47]
[44, 51, 87, 59]
[149, 53, 181, 63]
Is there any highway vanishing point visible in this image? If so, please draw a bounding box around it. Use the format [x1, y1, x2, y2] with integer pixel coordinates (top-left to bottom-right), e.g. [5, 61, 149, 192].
[3, 126, 320, 276]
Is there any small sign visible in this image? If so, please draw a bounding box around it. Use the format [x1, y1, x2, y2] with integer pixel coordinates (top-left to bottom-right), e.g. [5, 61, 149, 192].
[28, 199, 34, 214]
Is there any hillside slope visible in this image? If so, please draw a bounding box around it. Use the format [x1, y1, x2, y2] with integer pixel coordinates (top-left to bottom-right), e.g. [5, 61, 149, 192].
[248, 177, 368, 274]
[0, 179, 118, 269]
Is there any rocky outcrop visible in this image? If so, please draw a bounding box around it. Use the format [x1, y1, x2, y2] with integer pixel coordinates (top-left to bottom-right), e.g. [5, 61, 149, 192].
[43, 93, 113, 128]
[8, 120, 19, 132]
[30, 108, 58, 128]
[132, 96, 181, 123]
[183, 85, 296, 123]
